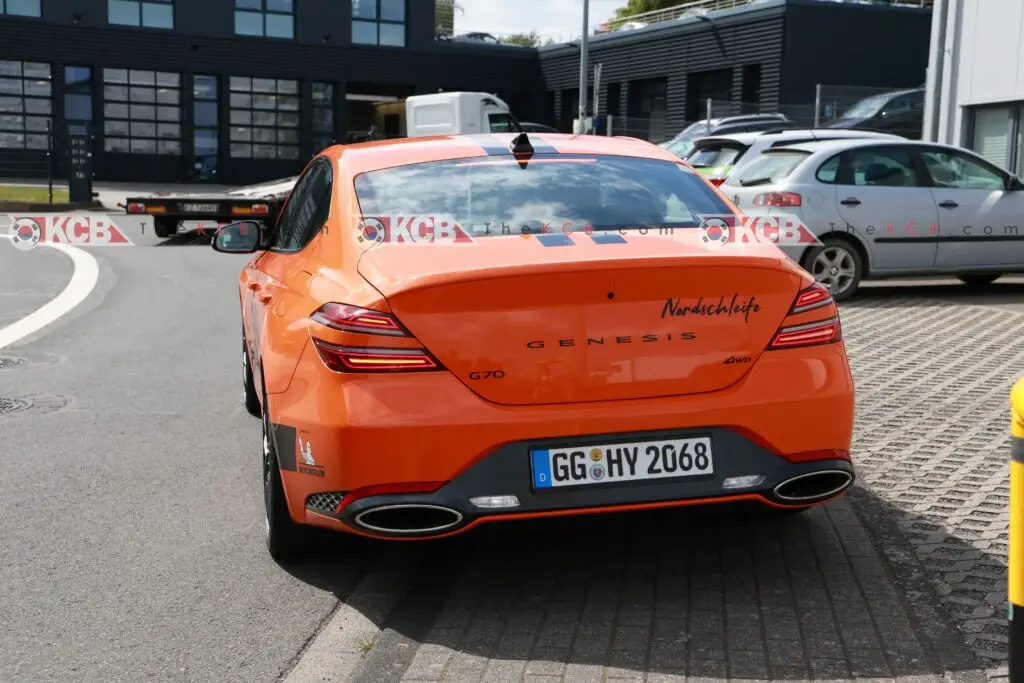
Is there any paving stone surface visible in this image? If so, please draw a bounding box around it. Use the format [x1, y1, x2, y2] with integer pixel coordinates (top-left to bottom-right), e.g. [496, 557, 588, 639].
[305, 293, 1020, 683]
[840, 296, 1024, 673]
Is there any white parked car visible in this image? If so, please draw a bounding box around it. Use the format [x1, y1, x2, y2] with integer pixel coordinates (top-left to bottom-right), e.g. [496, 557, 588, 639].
[720, 138, 1024, 300]
[683, 128, 904, 186]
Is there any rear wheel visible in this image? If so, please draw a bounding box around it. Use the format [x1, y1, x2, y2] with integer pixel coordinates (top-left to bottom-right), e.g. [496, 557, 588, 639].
[801, 238, 863, 302]
[153, 218, 177, 239]
[262, 386, 311, 560]
[957, 274, 1001, 287]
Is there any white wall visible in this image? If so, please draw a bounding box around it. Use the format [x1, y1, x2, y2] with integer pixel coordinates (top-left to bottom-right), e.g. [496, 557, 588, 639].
[928, 0, 1024, 145]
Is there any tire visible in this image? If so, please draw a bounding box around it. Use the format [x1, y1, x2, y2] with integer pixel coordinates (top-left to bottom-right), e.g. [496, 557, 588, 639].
[242, 336, 261, 418]
[153, 218, 177, 239]
[262, 386, 311, 561]
[800, 237, 864, 302]
[957, 274, 1001, 288]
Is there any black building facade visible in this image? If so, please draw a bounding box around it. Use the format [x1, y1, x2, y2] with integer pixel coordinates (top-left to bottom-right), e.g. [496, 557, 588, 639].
[0, 0, 544, 184]
[538, 0, 932, 140]
[0, 0, 931, 185]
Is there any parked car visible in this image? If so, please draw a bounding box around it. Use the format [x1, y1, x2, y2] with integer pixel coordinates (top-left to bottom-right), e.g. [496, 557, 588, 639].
[683, 128, 904, 186]
[448, 32, 501, 44]
[825, 87, 924, 140]
[720, 138, 1024, 300]
[661, 114, 795, 158]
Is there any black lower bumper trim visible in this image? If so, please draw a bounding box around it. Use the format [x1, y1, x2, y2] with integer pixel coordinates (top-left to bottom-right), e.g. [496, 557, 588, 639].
[326, 427, 855, 538]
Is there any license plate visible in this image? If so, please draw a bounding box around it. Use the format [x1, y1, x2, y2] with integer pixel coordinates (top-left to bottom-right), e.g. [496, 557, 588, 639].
[180, 203, 219, 212]
[531, 436, 713, 490]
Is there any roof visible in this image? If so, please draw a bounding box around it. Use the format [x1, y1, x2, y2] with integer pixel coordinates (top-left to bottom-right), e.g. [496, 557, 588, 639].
[692, 129, 904, 146]
[759, 137, 924, 154]
[323, 133, 680, 174]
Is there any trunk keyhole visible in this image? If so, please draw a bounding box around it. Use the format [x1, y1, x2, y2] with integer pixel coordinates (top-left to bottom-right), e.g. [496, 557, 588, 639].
[607, 292, 615, 300]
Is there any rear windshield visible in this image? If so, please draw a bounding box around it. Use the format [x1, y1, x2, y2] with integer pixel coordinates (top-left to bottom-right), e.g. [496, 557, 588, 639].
[686, 144, 748, 168]
[730, 150, 810, 187]
[353, 154, 732, 235]
[662, 138, 695, 157]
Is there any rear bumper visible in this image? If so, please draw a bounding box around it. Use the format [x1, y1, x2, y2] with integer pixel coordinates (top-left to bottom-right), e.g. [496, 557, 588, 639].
[270, 340, 855, 537]
[305, 428, 853, 538]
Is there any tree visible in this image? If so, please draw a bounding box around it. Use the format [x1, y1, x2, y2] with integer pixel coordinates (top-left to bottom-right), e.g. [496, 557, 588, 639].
[613, 0, 681, 20]
[435, 0, 463, 38]
[503, 31, 540, 46]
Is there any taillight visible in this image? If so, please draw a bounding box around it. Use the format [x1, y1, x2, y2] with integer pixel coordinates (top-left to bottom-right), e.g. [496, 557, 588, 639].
[709, 177, 725, 187]
[753, 192, 801, 207]
[312, 340, 442, 373]
[789, 282, 832, 314]
[127, 202, 145, 213]
[311, 303, 406, 336]
[767, 283, 842, 350]
[769, 318, 842, 349]
[309, 303, 442, 373]
[251, 203, 269, 215]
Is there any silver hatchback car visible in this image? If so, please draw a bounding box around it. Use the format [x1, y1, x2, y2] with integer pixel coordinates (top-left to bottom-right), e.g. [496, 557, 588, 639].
[721, 138, 1024, 300]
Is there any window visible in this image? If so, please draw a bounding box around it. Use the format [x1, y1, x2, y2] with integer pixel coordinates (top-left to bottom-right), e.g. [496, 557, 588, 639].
[235, 0, 293, 38]
[108, 0, 173, 28]
[920, 149, 1006, 191]
[193, 75, 218, 177]
[228, 76, 299, 159]
[815, 154, 840, 183]
[102, 68, 182, 155]
[352, 0, 405, 47]
[64, 66, 93, 132]
[848, 148, 917, 187]
[971, 106, 1011, 171]
[686, 144, 747, 169]
[353, 155, 732, 235]
[627, 77, 667, 142]
[1, 0, 41, 17]
[731, 151, 809, 187]
[487, 113, 515, 133]
[271, 159, 332, 251]
[311, 82, 334, 152]
[0, 60, 52, 150]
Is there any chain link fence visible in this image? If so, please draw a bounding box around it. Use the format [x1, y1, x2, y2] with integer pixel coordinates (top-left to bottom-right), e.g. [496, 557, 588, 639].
[565, 84, 919, 144]
[601, 116, 685, 142]
[702, 84, 918, 129]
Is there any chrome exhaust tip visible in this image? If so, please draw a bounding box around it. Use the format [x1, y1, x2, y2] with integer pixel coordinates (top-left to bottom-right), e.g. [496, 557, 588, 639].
[353, 504, 464, 535]
[773, 469, 853, 503]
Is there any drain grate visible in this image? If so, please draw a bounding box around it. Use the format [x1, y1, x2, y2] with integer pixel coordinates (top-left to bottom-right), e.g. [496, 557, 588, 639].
[0, 397, 32, 414]
[0, 356, 26, 369]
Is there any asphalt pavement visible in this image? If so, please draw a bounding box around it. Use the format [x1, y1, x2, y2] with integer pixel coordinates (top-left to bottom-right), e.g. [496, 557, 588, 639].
[0, 221, 1020, 682]
[0, 229, 344, 682]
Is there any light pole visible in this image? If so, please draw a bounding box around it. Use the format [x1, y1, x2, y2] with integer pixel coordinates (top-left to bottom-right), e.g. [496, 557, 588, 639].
[577, 0, 589, 133]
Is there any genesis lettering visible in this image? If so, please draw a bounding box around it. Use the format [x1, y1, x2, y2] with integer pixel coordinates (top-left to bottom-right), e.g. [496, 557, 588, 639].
[526, 332, 697, 349]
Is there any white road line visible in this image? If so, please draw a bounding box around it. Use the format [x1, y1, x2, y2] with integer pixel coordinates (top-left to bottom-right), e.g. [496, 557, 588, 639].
[0, 234, 100, 350]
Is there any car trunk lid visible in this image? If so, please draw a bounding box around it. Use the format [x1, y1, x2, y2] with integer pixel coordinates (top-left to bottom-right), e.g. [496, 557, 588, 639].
[356, 234, 803, 406]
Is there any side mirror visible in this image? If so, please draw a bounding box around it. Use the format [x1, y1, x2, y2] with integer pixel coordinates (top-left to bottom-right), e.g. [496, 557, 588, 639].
[1007, 176, 1024, 191]
[212, 221, 262, 253]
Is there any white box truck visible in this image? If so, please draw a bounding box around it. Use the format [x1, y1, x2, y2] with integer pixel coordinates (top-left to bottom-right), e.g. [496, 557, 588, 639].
[373, 92, 518, 138]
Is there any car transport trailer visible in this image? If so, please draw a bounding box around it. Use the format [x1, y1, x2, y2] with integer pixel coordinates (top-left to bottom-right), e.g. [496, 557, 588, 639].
[121, 176, 297, 238]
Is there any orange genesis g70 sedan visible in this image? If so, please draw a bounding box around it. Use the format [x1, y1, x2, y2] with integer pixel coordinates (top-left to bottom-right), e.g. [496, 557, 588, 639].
[211, 132, 856, 560]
